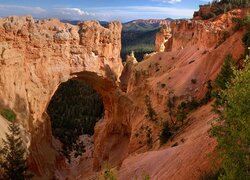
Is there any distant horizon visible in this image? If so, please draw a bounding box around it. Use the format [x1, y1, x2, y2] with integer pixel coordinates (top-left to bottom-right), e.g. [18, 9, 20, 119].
[0, 0, 211, 22]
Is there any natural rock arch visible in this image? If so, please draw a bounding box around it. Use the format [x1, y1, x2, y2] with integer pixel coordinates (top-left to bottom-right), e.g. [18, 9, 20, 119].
[0, 16, 132, 178]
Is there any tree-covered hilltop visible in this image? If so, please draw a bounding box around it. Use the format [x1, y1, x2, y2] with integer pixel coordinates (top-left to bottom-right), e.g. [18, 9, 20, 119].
[121, 21, 163, 61]
[47, 80, 104, 162]
[196, 0, 250, 20]
[213, 0, 250, 7]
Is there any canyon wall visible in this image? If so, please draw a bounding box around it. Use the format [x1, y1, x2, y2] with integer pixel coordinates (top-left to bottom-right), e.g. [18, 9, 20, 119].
[156, 9, 247, 53]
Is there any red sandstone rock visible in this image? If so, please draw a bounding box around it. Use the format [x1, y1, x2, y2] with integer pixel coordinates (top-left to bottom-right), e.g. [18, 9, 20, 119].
[0, 8, 247, 180]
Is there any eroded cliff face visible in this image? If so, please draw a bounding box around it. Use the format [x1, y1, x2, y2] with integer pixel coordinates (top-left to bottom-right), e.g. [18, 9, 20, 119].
[156, 9, 247, 52]
[0, 16, 129, 178]
[117, 9, 245, 179]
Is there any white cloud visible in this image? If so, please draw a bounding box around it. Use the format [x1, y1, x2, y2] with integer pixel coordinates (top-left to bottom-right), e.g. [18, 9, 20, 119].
[56, 8, 93, 17]
[0, 5, 46, 17]
[91, 6, 195, 21]
[152, 0, 182, 4]
[0, 4, 195, 22]
[52, 8, 96, 20]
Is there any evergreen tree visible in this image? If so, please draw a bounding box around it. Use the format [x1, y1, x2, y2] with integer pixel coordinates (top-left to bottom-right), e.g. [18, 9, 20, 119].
[145, 95, 157, 121]
[0, 121, 32, 180]
[211, 59, 250, 179]
[213, 54, 235, 114]
[214, 54, 235, 90]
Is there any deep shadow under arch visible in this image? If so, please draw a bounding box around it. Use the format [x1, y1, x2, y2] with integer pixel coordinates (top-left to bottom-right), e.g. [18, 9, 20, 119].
[47, 79, 104, 162]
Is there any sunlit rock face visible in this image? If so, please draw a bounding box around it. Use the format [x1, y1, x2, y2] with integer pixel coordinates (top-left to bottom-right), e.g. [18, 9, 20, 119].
[0, 16, 127, 178]
[156, 9, 246, 53]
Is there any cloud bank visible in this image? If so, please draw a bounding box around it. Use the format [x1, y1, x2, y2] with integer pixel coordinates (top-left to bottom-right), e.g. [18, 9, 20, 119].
[0, 4, 195, 22]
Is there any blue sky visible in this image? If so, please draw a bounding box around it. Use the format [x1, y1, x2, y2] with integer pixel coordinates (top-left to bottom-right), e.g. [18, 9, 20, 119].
[0, 0, 211, 22]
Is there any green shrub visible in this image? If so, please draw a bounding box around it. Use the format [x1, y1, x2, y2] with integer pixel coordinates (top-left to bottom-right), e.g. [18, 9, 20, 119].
[146, 128, 153, 148]
[101, 162, 117, 180]
[176, 108, 187, 125]
[232, 17, 244, 31]
[242, 31, 250, 49]
[160, 122, 173, 145]
[166, 94, 176, 124]
[0, 108, 16, 122]
[145, 95, 157, 121]
[142, 174, 151, 180]
[214, 54, 235, 90]
[200, 80, 213, 105]
[199, 170, 220, 180]
[191, 79, 197, 84]
[178, 99, 199, 111]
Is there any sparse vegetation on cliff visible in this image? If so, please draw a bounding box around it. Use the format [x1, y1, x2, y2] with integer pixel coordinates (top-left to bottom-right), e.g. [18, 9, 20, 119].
[160, 122, 173, 145]
[0, 108, 16, 122]
[99, 162, 117, 180]
[214, 54, 235, 90]
[198, 0, 250, 20]
[145, 95, 157, 121]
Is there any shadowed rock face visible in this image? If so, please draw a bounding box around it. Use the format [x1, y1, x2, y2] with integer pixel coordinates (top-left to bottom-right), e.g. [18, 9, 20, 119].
[0, 16, 129, 178]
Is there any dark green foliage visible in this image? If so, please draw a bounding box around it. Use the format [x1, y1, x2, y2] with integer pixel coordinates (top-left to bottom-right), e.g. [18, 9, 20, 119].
[232, 17, 245, 31]
[47, 80, 104, 162]
[216, 31, 230, 48]
[176, 107, 187, 125]
[160, 122, 173, 145]
[102, 163, 117, 180]
[200, 80, 213, 105]
[121, 22, 160, 61]
[166, 94, 176, 124]
[0, 121, 33, 180]
[202, 12, 217, 20]
[199, 170, 220, 180]
[213, 54, 235, 114]
[161, 83, 166, 88]
[242, 31, 250, 49]
[145, 95, 157, 121]
[187, 99, 200, 111]
[212, 0, 250, 8]
[214, 54, 235, 90]
[146, 128, 152, 148]
[233, 13, 250, 32]
[0, 108, 16, 122]
[211, 59, 250, 179]
[191, 79, 197, 84]
[203, 1, 250, 20]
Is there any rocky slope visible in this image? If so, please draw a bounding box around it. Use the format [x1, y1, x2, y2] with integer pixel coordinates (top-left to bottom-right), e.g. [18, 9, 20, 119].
[116, 9, 245, 179]
[0, 8, 247, 180]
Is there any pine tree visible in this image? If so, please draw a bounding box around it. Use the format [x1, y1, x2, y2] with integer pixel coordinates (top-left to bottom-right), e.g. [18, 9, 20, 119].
[211, 59, 250, 179]
[145, 95, 157, 121]
[214, 54, 235, 90]
[0, 121, 32, 180]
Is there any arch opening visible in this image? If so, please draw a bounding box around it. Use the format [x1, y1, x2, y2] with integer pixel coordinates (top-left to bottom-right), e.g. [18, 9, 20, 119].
[46, 79, 104, 163]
